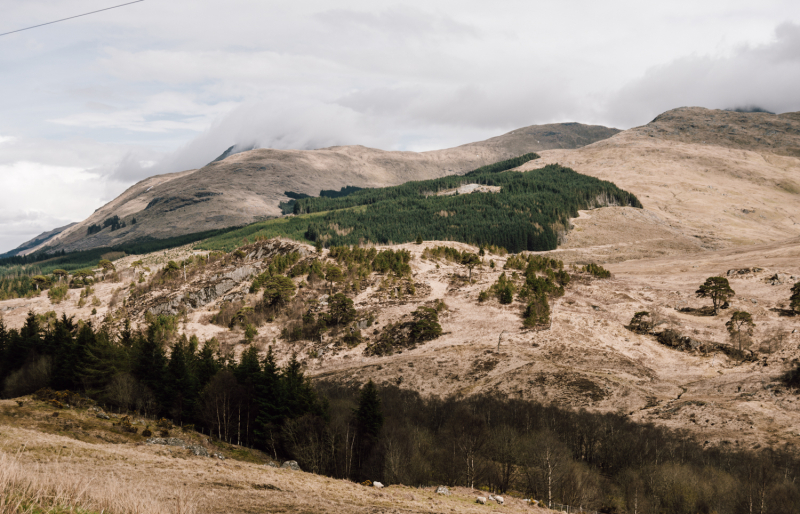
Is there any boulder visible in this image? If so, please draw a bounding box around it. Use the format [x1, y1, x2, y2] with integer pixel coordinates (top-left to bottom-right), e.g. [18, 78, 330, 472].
[373, 481, 384, 489]
[281, 460, 301, 471]
[96, 412, 110, 420]
[476, 497, 487, 505]
[435, 485, 450, 495]
[266, 461, 279, 468]
[188, 445, 209, 457]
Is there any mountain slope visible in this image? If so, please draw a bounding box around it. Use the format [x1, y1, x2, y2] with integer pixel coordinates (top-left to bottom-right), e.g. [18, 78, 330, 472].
[518, 107, 800, 260]
[21, 122, 619, 254]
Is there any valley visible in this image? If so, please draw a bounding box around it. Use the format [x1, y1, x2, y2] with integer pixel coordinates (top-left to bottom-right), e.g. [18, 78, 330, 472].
[2, 107, 800, 513]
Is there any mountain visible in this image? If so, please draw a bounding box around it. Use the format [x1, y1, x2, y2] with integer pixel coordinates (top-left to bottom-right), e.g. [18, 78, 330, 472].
[0, 222, 76, 258]
[15, 122, 619, 255]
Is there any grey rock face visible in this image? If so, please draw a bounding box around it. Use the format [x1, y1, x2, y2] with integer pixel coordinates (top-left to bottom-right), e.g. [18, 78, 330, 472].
[281, 460, 301, 471]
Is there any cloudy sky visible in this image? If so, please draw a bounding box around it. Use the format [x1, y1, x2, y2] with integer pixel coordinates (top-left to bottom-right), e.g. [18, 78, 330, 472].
[2, 1, 800, 252]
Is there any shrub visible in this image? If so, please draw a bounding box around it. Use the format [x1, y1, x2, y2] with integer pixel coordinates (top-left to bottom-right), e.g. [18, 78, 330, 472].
[47, 284, 69, 304]
[626, 311, 653, 334]
[328, 293, 356, 326]
[262, 275, 297, 307]
[582, 263, 611, 278]
[523, 293, 550, 328]
[244, 324, 258, 343]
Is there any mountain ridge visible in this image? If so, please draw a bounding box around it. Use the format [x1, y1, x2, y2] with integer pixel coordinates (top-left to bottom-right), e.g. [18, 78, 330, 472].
[12, 122, 619, 255]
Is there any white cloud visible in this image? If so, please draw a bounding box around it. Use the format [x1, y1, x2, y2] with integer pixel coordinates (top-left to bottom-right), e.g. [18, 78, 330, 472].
[604, 22, 800, 126]
[3, 1, 800, 252]
[0, 161, 107, 251]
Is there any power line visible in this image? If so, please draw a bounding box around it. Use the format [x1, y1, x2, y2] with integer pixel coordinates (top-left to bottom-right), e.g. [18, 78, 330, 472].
[0, 1, 145, 37]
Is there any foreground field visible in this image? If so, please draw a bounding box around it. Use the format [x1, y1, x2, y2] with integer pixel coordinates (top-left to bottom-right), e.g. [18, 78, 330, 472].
[0, 398, 551, 514]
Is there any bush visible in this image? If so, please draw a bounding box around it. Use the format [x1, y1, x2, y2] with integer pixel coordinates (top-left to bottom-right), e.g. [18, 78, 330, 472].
[583, 263, 611, 278]
[262, 275, 297, 307]
[47, 284, 69, 304]
[523, 293, 550, 328]
[365, 306, 442, 356]
[328, 293, 356, 326]
[244, 324, 258, 343]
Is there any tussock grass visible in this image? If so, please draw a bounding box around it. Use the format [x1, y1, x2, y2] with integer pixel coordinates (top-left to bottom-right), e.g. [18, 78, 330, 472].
[0, 450, 196, 514]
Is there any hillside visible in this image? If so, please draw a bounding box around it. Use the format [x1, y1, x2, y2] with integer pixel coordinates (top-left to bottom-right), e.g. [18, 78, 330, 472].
[15, 122, 619, 255]
[2, 107, 800, 513]
[519, 107, 800, 261]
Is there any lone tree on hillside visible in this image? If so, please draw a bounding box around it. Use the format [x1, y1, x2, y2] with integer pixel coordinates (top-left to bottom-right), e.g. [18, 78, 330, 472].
[461, 253, 481, 281]
[696, 276, 735, 314]
[726, 310, 755, 351]
[791, 282, 800, 314]
[325, 264, 344, 294]
[98, 259, 115, 272]
[327, 293, 356, 326]
[52, 269, 67, 281]
[262, 275, 296, 308]
[32, 275, 48, 290]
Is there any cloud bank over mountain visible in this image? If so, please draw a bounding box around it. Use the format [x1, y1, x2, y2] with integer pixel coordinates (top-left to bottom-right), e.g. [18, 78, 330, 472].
[2, 1, 800, 251]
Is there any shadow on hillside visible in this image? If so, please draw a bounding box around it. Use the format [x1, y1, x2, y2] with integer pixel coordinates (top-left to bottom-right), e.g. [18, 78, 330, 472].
[769, 307, 797, 317]
[677, 306, 717, 317]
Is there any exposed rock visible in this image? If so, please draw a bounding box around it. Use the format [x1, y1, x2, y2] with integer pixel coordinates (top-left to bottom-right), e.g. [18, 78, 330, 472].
[266, 461, 279, 468]
[768, 273, 789, 285]
[436, 485, 450, 495]
[96, 412, 110, 420]
[281, 460, 301, 471]
[146, 437, 208, 457]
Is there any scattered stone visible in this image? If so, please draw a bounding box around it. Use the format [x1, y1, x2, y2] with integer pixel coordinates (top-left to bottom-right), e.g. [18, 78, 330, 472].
[768, 273, 788, 285]
[146, 437, 208, 457]
[435, 485, 450, 495]
[476, 496, 487, 505]
[189, 445, 209, 457]
[266, 461, 279, 468]
[281, 460, 301, 471]
[373, 481, 384, 489]
[96, 412, 110, 420]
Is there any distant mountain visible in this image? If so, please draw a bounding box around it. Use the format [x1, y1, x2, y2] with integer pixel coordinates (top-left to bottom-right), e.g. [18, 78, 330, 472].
[1, 222, 76, 258]
[632, 106, 800, 156]
[22, 122, 620, 254]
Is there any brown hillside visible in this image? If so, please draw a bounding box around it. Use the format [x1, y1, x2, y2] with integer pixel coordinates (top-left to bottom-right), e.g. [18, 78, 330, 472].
[26, 122, 618, 254]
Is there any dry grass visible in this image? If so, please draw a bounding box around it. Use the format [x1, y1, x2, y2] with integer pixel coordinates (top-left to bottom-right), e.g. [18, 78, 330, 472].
[0, 450, 196, 514]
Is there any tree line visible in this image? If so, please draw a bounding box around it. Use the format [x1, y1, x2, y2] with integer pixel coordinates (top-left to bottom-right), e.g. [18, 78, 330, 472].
[2, 312, 798, 513]
[290, 163, 641, 253]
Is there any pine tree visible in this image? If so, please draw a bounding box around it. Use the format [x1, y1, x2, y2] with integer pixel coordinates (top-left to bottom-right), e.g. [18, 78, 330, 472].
[132, 330, 169, 414]
[0, 319, 8, 382]
[167, 337, 198, 423]
[235, 346, 262, 445]
[254, 346, 284, 454]
[355, 380, 383, 441]
[354, 379, 384, 480]
[696, 276, 735, 314]
[791, 282, 800, 314]
[195, 339, 221, 392]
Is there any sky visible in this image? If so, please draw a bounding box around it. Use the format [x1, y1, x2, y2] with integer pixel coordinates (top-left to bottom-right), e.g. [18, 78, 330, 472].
[1, 1, 800, 253]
